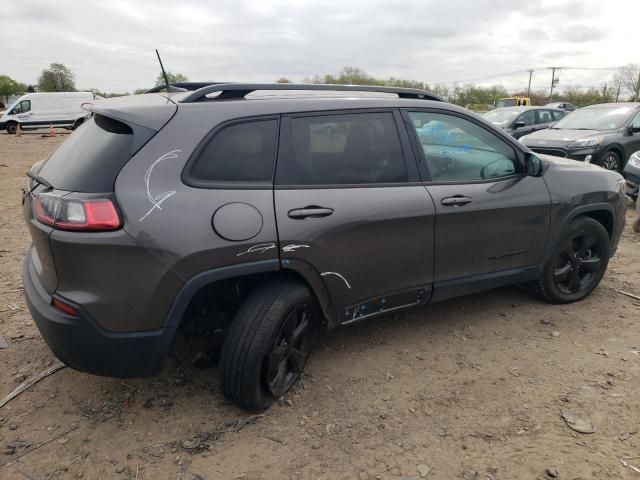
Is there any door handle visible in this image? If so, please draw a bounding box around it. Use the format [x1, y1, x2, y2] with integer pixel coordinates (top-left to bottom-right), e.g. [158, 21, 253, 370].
[441, 196, 472, 207]
[287, 207, 334, 219]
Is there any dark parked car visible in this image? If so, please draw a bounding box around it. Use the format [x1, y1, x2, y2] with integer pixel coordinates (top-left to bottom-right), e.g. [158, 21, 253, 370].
[483, 106, 566, 139]
[545, 102, 577, 112]
[521, 103, 640, 172]
[22, 84, 626, 411]
[623, 150, 640, 200]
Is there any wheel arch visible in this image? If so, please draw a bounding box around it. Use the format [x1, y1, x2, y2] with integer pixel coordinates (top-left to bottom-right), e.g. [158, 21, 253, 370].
[543, 203, 616, 266]
[603, 144, 625, 166]
[164, 259, 335, 333]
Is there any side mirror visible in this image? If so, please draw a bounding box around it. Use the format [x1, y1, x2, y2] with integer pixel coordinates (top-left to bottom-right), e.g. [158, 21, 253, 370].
[628, 125, 640, 134]
[526, 153, 543, 176]
[513, 121, 526, 129]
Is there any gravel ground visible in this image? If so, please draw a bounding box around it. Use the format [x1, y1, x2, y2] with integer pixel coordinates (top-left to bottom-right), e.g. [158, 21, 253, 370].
[1, 131, 640, 480]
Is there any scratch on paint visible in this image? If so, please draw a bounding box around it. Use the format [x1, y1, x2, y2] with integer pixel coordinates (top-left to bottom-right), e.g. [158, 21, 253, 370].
[282, 244, 310, 253]
[236, 243, 277, 257]
[139, 149, 181, 222]
[321, 271, 352, 290]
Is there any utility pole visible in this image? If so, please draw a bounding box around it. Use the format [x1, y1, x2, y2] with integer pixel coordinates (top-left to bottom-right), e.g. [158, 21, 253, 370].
[602, 83, 607, 97]
[548, 67, 559, 102]
[616, 84, 621, 102]
[527, 69, 533, 98]
[635, 69, 640, 102]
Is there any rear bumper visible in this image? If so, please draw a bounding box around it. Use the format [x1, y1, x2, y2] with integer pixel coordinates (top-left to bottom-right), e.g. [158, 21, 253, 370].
[23, 249, 176, 378]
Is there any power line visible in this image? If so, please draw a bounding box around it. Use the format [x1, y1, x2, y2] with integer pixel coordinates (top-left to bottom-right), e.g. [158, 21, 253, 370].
[435, 65, 622, 85]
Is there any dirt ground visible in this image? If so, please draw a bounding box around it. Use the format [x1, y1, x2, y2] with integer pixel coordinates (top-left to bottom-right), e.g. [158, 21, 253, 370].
[1, 132, 640, 480]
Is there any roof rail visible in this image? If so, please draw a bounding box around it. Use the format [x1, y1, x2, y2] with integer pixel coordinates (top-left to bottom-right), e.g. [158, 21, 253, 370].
[145, 82, 231, 93]
[179, 83, 445, 103]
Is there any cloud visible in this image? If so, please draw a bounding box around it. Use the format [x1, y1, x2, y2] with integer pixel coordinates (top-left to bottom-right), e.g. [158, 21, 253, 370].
[557, 24, 607, 42]
[0, 0, 636, 92]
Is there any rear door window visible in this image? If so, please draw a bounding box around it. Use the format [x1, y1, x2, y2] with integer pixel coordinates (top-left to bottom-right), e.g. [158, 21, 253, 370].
[188, 119, 278, 186]
[551, 110, 565, 121]
[536, 110, 553, 124]
[276, 112, 407, 185]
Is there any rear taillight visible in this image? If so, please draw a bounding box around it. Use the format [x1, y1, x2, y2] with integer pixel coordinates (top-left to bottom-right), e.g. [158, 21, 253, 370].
[52, 298, 79, 317]
[33, 193, 121, 231]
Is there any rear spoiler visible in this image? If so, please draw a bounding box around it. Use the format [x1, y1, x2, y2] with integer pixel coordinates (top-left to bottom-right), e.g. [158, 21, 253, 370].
[81, 94, 177, 132]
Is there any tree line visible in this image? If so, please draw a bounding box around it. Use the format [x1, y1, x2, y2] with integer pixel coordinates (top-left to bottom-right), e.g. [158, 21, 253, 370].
[2, 63, 639, 109]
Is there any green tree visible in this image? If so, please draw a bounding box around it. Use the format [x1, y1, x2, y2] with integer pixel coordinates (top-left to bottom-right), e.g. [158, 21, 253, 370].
[38, 63, 76, 92]
[154, 71, 189, 86]
[0, 75, 23, 104]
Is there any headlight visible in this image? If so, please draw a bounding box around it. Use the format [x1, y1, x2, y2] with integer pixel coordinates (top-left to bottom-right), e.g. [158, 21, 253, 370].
[629, 152, 640, 168]
[567, 137, 603, 148]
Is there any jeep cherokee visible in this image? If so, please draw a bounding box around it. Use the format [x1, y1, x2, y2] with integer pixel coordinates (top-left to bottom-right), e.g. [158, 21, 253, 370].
[22, 83, 626, 411]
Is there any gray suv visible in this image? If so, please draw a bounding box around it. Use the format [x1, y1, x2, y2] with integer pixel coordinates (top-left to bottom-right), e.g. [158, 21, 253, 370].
[22, 84, 626, 411]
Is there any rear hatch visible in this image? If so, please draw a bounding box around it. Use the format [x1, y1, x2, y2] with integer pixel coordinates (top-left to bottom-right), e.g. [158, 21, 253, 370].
[23, 94, 177, 294]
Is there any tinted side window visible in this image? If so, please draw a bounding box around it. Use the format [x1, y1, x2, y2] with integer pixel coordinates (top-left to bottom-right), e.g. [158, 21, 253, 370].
[277, 112, 407, 185]
[536, 110, 553, 124]
[631, 112, 640, 129]
[551, 110, 565, 121]
[408, 111, 518, 182]
[191, 119, 278, 184]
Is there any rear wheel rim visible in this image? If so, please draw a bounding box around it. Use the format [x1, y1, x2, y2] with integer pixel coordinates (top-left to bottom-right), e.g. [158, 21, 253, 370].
[265, 304, 312, 397]
[602, 153, 619, 171]
[552, 233, 604, 295]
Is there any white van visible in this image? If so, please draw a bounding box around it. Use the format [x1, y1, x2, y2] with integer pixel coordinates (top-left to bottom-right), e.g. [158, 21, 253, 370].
[0, 92, 94, 134]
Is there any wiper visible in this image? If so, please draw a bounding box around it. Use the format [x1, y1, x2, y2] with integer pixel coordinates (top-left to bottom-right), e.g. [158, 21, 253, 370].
[26, 171, 53, 190]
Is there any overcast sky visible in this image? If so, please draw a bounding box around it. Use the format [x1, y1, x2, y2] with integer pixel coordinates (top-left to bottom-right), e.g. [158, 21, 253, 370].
[1, 0, 638, 94]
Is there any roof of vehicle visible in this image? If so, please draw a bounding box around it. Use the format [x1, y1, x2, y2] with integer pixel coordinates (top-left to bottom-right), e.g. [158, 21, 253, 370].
[581, 102, 640, 109]
[172, 83, 445, 103]
[489, 106, 564, 112]
[80, 84, 519, 132]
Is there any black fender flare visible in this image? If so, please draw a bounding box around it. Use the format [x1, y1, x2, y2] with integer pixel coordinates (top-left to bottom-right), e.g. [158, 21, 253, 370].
[164, 259, 280, 328]
[541, 202, 616, 266]
[281, 258, 336, 327]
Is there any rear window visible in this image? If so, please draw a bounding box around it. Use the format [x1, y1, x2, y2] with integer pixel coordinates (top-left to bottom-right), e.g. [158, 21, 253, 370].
[38, 115, 134, 192]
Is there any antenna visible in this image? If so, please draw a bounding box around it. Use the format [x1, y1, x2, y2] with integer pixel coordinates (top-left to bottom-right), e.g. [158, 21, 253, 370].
[153, 49, 187, 93]
[156, 49, 171, 92]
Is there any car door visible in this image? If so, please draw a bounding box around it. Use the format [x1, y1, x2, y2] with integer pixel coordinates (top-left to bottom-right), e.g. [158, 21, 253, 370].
[403, 109, 551, 298]
[623, 112, 640, 162]
[511, 110, 536, 138]
[274, 110, 436, 323]
[12, 100, 33, 126]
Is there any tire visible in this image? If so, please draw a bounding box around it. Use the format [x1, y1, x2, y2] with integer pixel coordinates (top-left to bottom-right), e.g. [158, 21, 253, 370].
[533, 216, 610, 304]
[6, 122, 17, 135]
[220, 280, 317, 411]
[597, 150, 621, 172]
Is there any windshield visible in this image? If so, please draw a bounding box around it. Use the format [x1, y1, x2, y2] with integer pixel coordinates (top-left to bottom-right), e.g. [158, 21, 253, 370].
[553, 106, 633, 130]
[496, 99, 516, 108]
[483, 109, 521, 124]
